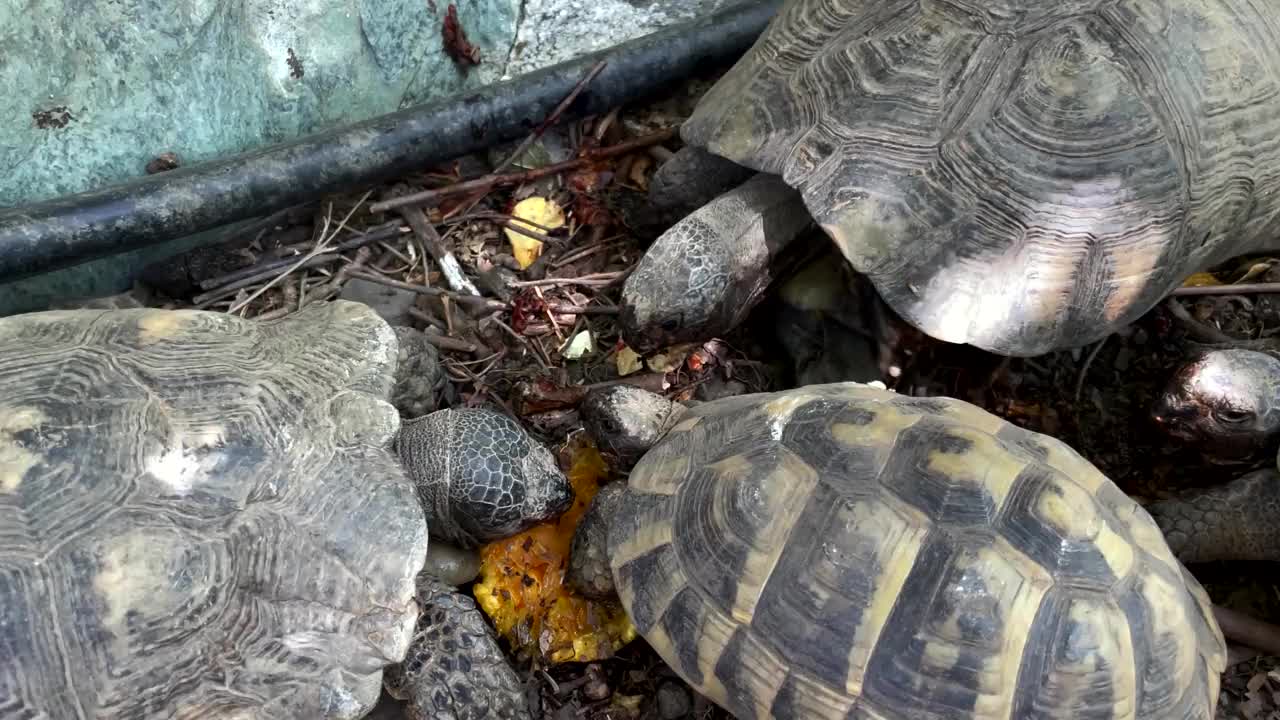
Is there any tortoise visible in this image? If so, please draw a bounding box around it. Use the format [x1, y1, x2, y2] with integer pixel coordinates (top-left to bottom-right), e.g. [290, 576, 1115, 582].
[620, 0, 1280, 358]
[1144, 346, 1280, 565]
[380, 568, 535, 720]
[0, 300, 566, 719]
[566, 382, 1231, 719]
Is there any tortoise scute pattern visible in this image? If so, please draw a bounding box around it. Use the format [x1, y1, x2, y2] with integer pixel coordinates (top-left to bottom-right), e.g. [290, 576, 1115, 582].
[384, 573, 532, 720]
[0, 301, 428, 719]
[682, 0, 1280, 355]
[396, 407, 572, 548]
[607, 383, 1226, 719]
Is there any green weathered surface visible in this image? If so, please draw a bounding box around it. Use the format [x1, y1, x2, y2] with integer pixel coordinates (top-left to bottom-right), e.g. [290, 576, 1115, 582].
[0, 0, 731, 316]
[0, 0, 518, 208]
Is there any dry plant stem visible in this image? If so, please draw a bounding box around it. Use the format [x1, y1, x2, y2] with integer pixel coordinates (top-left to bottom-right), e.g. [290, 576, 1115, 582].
[1173, 282, 1280, 296]
[534, 286, 564, 342]
[302, 247, 371, 306]
[199, 220, 402, 291]
[367, 129, 676, 213]
[551, 236, 622, 268]
[1073, 336, 1108, 402]
[226, 192, 372, 314]
[193, 254, 339, 307]
[490, 315, 551, 370]
[1213, 604, 1280, 658]
[547, 304, 619, 315]
[500, 221, 557, 245]
[407, 306, 447, 332]
[398, 206, 480, 296]
[593, 107, 621, 143]
[423, 334, 480, 353]
[508, 270, 629, 288]
[346, 269, 506, 312]
[443, 212, 561, 233]
[1163, 298, 1236, 343]
[492, 59, 608, 175]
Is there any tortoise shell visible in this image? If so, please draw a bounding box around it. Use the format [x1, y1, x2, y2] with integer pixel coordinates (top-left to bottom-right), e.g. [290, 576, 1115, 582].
[681, 0, 1280, 356]
[0, 301, 427, 718]
[606, 383, 1226, 719]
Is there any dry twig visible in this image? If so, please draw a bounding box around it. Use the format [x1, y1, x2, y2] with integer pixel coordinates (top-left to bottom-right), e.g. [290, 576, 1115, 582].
[1173, 282, 1280, 296]
[492, 59, 608, 175]
[367, 129, 675, 214]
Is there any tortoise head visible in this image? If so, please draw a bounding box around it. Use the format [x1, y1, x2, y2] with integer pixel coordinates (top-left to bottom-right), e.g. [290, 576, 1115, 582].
[580, 385, 686, 469]
[1153, 348, 1280, 462]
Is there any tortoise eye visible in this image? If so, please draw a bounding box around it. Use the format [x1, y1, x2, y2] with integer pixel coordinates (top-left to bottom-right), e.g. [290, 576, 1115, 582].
[1215, 408, 1254, 424]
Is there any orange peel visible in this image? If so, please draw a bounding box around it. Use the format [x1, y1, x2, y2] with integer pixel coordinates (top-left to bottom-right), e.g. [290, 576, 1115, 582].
[473, 436, 636, 663]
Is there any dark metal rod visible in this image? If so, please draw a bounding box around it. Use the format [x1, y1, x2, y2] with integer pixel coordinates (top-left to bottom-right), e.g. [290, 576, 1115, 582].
[0, 0, 780, 283]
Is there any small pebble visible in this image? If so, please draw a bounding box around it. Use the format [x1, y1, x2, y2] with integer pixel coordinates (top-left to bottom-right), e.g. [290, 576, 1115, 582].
[1132, 328, 1149, 345]
[341, 279, 419, 326]
[421, 542, 482, 586]
[583, 664, 610, 702]
[656, 681, 691, 720]
[696, 377, 747, 403]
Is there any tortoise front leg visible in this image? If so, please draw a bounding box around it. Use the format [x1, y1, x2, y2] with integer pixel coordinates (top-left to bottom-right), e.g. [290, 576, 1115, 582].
[1147, 468, 1280, 564]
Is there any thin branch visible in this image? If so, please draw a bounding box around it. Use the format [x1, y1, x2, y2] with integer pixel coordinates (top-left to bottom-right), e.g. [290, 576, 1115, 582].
[346, 269, 506, 311]
[1073, 335, 1108, 402]
[1163, 298, 1236, 343]
[508, 269, 630, 288]
[1173, 282, 1280, 296]
[226, 192, 373, 315]
[492, 59, 607, 175]
[198, 220, 403, 291]
[397, 205, 480, 296]
[367, 129, 675, 213]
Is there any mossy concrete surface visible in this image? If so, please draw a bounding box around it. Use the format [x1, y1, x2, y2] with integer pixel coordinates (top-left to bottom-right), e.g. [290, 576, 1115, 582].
[0, 0, 729, 315]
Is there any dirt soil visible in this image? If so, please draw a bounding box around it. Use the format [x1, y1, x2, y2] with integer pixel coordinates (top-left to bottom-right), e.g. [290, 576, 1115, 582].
[123, 69, 1280, 720]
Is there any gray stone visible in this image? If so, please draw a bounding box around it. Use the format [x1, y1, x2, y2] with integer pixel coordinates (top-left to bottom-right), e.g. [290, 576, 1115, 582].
[342, 278, 420, 326]
[502, 0, 735, 77]
[656, 681, 692, 720]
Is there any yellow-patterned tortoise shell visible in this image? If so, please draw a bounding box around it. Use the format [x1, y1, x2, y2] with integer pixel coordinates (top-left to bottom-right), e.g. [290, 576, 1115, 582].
[606, 383, 1226, 720]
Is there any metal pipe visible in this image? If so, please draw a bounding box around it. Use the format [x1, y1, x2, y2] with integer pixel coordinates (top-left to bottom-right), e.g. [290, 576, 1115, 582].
[0, 0, 780, 282]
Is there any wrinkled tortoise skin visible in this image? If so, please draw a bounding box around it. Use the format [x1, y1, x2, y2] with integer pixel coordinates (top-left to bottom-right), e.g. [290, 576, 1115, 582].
[384, 572, 533, 720]
[391, 325, 445, 418]
[603, 383, 1227, 719]
[0, 300, 427, 719]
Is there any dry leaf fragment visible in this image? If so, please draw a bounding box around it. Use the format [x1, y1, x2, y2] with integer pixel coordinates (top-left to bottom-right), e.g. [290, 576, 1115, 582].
[615, 344, 643, 376]
[1181, 272, 1222, 287]
[646, 343, 697, 374]
[506, 196, 565, 269]
[561, 330, 594, 359]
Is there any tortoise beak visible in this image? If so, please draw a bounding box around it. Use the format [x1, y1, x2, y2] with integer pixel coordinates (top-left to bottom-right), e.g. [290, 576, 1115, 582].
[1151, 396, 1201, 438]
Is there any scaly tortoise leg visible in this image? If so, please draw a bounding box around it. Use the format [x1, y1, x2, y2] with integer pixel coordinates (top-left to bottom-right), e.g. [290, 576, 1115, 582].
[1146, 468, 1280, 565]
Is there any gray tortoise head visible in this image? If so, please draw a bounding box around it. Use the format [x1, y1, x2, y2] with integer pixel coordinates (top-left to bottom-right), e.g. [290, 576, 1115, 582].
[0, 300, 428, 719]
[396, 407, 573, 548]
[675, 0, 1280, 356]
[1153, 348, 1280, 462]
